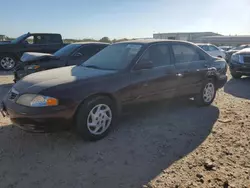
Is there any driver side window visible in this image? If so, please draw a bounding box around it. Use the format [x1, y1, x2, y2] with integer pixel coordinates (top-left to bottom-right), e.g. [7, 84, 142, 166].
[138, 44, 171, 67]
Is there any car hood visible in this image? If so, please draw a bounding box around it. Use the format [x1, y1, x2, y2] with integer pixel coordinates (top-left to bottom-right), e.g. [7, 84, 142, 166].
[13, 65, 116, 94]
[20, 52, 57, 62]
[227, 50, 238, 54]
[236, 48, 250, 54]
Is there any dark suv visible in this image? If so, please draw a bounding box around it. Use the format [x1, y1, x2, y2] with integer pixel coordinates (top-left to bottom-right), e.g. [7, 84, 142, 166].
[1, 40, 227, 141]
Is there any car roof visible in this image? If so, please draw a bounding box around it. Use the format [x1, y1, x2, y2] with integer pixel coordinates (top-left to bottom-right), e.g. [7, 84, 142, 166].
[30, 33, 61, 35]
[72, 42, 109, 45]
[196, 43, 211, 46]
[116, 39, 193, 45]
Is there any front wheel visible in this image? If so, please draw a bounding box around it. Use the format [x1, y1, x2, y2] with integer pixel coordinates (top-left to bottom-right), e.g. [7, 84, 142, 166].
[75, 96, 116, 141]
[0, 55, 16, 70]
[195, 80, 216, 106]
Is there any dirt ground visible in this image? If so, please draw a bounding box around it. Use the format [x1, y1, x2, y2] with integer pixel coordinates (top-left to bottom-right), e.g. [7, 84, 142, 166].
[0, 71, 250, 188]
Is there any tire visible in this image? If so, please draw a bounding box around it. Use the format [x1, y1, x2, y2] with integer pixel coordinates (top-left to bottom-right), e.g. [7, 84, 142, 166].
[195, 79, 216, 106]
[75, 96, 116, 141]
[0, 55, 16, 70]
[231, 71, 242, 79]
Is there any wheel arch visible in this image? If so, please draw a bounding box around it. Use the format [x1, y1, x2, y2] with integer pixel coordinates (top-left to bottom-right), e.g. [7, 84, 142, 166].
[0, 52, 19, 60]
[205, 72, 219, 88]
[73, 92, 121, 123]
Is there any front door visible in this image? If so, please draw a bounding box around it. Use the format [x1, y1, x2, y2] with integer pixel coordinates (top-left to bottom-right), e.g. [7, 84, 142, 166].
[19, 35, 46, 55]
[128, 43, 178, 103]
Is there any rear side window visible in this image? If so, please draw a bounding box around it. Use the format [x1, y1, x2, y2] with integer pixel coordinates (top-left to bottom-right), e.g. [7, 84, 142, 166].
[139, 44, 171, 67]
[34, 35, 62, 44]
[208, 45, 219, 51]
[172, 44, 205, 63]
[78, 45, 106, 57]
[199, 45, 209, 51]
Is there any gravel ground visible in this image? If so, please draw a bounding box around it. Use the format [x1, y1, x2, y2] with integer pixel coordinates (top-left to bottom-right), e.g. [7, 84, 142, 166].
[0, 72, 249, 188]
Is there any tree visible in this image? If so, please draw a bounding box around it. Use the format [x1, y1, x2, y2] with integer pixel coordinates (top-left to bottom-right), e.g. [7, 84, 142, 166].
[99, 37, 111, 43]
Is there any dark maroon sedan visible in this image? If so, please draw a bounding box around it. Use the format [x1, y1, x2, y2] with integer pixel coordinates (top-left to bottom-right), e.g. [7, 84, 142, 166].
[1, 40, 227, 141]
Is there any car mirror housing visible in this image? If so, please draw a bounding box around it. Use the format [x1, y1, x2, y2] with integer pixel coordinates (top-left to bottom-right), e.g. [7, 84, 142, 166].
[134, 60, 153, 70]
[74, 52, 83, 57]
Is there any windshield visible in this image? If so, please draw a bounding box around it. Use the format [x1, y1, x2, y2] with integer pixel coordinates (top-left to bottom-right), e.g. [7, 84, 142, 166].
[54, 44, 81, 57]
[11, 33, 29, 44]
[82, 43, 143, 70]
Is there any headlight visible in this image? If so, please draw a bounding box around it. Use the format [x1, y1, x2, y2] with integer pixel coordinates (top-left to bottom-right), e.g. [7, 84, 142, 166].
[16, 94, 58, 107]
[231, 54, 243, 63]
[27, 65, 40, 70]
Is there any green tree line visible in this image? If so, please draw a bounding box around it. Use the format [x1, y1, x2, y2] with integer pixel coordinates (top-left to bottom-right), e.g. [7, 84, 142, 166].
[64, 37, 133, 44]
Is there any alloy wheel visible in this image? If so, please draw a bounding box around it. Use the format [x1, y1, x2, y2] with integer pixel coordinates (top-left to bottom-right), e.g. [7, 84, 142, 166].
[203, 82, 215, 103]
[87, 104, 112, 135]
[0, 57, 15, 70]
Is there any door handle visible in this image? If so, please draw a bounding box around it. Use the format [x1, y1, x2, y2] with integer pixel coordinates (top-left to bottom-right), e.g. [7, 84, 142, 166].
[204, 64, 209, 68]
[176, 73, 183, 77]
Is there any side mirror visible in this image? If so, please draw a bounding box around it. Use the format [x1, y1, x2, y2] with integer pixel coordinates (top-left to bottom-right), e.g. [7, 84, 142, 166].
[134, 60, 153, 70]
[74, 52, 83, 57]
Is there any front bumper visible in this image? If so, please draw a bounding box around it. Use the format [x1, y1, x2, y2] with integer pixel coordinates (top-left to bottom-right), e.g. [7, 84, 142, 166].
[216, 74, 227, 88]
[229, 61, 250, 75]
[1, 99, 76, 132]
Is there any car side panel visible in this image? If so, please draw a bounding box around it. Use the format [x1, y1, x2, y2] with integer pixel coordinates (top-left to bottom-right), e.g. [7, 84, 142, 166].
[124, 65, 177, 103]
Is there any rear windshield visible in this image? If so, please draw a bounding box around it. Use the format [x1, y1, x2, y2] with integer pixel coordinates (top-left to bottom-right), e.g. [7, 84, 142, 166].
[54, 44, 81, 57]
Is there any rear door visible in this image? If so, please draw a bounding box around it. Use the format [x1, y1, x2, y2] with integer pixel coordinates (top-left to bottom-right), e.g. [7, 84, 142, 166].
[171, 42, 209, 96]
[67, 44, 107, 66]
[128, 43, 178, 102]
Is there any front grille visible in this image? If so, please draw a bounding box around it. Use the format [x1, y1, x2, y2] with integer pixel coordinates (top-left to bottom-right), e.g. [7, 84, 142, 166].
[243, 56, 250, 64]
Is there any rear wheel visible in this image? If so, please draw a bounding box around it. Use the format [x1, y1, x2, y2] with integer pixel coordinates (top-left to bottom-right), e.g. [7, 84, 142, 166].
[75, 96, 116, 141]
[0, 55, 16, 70]
[231, 71, 242, 79]
[195, 79, 216, 106]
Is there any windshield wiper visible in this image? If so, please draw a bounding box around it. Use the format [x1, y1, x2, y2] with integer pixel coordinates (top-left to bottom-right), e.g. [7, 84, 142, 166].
[83, 65, 101, 69]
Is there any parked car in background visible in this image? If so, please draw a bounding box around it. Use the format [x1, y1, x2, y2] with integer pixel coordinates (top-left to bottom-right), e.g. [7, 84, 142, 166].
[0, 32, 67, 70]
[219, 46, 233, 52]
[1, 40, 227, 141]
[13, 42, 109, 82]
[197, 43, 226, 59]
[225, 44, 250, 62]
[229, 48, 250, 79]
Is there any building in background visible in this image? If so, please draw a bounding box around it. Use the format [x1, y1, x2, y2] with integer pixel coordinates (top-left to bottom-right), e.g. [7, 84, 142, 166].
[153, 32, 250, 46]
[193, 35, 250, 46]
[153, 32, 222, 41]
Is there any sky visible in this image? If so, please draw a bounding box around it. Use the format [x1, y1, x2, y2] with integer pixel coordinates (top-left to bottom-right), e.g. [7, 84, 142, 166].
[1, 0, 250, 39]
